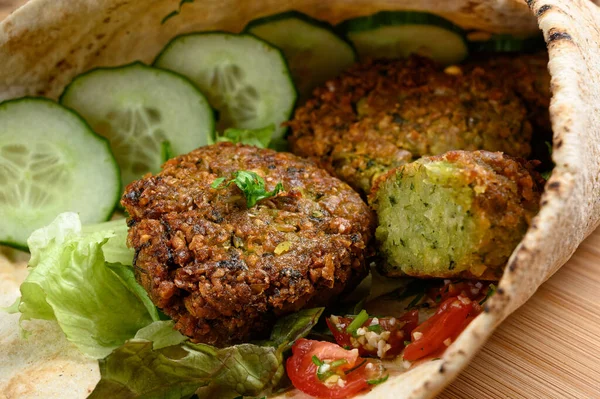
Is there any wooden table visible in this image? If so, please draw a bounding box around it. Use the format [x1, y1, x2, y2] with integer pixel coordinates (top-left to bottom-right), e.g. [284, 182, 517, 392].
[1, 2, 599, 398]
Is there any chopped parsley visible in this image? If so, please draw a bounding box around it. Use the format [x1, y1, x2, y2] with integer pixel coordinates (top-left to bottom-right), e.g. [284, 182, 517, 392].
[367, 324, 382, 333]
[317, 359, 348, 381]
[346, 309, 369, 336]
[211, 170, 284, 208]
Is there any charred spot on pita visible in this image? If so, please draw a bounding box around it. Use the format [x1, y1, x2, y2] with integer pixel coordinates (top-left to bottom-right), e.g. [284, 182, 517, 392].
[548, 29, 573, 42]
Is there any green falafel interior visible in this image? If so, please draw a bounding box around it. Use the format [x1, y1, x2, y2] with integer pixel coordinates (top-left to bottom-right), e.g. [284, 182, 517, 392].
[374, 160, 482, 277]
[371, 151, 543, 280]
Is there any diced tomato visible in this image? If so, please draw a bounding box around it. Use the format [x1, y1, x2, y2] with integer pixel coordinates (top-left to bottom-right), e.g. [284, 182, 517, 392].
[286, 339, 387, 399]
[403, 295, 482, 361]
[326, 310, 419, 358]
[430, 281, 491, 303]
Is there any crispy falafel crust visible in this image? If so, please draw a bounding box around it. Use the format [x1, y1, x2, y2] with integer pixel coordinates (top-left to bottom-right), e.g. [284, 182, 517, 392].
[288, 56, 532, 195]
[464, 52, 551, 133]
[370, 150, 545, 280]
[121, 143, 374, 346]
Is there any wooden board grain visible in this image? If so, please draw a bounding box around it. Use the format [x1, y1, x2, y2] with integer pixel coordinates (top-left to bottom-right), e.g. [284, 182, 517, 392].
[1, 2, 599, 398]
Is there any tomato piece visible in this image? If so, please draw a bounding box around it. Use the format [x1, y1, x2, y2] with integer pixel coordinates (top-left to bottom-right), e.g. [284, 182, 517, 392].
[403, 295, 481, 361]
[430, 281, 491, 303]
[327, 310, 419, 358]
[286, 339, 387, 399]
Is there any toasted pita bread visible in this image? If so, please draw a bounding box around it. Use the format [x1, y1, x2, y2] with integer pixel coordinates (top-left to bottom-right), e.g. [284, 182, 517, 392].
[1, 0, 600, 398]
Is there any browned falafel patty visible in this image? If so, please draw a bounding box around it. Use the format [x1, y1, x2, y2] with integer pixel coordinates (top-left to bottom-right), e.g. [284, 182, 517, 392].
[463, 52, 551, 133]
[121, 142, 375, 346]
[288, 56, 532, 195]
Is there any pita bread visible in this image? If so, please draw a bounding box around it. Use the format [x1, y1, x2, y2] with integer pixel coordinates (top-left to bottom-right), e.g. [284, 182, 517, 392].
[1, 0, 599, 398]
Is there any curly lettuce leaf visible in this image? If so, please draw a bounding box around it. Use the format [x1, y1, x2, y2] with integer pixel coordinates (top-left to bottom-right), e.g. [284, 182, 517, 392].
[107, 263, 160, 321]
[83, 218, 134, 265]
[265, 307, 324, 352]
[134, 320, 187, 350]
[15, 212, 156, 358]
[91, 308, 324, 398]
[90, 341, 282, 399]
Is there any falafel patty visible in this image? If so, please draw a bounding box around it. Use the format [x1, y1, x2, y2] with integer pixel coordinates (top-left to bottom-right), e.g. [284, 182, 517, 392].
[370, 150, 544, 280]
[122, 142, 375, 346]
[288, 56, 532, 195]
[463, 52, 551, 133]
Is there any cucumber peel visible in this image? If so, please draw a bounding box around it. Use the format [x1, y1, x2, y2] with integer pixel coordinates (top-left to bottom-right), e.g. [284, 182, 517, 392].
[0, 98, 120, 249]
[467, 33, 546, 53]
[60, 62, 215, 188]
[339, 11, 468, 65]
[154, 32, 296, 140]
[245, 11, 356, 102]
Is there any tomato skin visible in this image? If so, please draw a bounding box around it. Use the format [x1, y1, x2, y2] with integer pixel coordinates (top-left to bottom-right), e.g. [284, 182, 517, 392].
[327, 310, 419, 358]
[403, 296, 481, 361]
[430, 281, 491, 303]
[286, 339, 379, 399]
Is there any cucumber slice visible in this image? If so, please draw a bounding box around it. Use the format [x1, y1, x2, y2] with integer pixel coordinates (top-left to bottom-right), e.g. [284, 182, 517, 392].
[154, 32, 296, 140]
[0, 98, 120, 249]
[339, 11, 468, 65]
[245, 11, 356, 102]
[467, 33, 546, 53]
[60, 62, 214, 187]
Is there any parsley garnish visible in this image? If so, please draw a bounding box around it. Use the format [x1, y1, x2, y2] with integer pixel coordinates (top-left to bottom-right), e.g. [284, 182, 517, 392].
[211, 170, 284, 208]
[211, 177, 226, 188]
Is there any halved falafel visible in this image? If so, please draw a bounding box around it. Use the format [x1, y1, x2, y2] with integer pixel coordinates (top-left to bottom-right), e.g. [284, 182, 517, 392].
[369, 150, 544, 280]
[121, 142, 375, 346]
[288, 56, 533, 195]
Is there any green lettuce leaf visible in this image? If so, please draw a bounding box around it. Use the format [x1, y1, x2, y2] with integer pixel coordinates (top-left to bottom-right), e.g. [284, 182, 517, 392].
[216, 125, 274, 148]
[90, 341, 282, 399]
[266, 307, 324, 352]
[83, 218, 134, 265]
[106, 263, 160, 322]
[134, 320, 187, 350]
[91, 308, 324, 398]
[16, 212, 156, 358]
